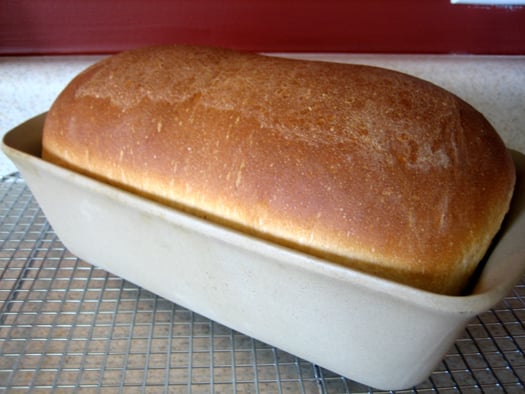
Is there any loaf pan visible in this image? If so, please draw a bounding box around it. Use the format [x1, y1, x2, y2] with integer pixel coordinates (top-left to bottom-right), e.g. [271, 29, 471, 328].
[3, 113, 525, 390]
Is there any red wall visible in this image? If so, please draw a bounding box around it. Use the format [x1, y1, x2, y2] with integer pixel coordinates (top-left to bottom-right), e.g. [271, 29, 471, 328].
[1, 0, 524, 55]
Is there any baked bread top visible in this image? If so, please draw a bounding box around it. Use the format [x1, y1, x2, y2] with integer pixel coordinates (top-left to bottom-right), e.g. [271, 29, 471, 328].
[42, 45, 516, 295]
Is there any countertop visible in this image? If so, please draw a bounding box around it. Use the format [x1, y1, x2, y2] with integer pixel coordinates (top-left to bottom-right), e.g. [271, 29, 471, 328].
[1, 53, 525, 393]
[1, 53, 524, 177]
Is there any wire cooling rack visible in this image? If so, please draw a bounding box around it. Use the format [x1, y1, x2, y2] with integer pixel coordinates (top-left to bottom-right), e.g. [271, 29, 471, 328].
[1, 174, 524, 393]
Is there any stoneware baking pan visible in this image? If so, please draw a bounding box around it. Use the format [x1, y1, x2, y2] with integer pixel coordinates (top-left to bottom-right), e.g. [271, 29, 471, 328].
[3, 113, 525, 390]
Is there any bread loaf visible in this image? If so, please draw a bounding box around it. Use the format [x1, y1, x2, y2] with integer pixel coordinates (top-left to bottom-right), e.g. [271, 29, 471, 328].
[42, 45, 515, 295]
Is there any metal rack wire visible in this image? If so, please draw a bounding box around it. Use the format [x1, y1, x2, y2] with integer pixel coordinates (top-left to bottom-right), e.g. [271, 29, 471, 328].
[1, 174, 524, 393]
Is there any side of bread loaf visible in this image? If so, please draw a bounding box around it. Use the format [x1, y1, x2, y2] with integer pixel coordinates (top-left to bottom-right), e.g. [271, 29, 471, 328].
[42, 45, 515, 295]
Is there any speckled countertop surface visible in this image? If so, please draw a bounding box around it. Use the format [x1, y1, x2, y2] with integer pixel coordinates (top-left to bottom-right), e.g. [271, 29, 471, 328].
[1, 54, 524, 176]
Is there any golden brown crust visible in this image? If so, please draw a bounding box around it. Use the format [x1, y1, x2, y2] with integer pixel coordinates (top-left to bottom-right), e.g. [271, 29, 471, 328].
[42, 45, 516, 295]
